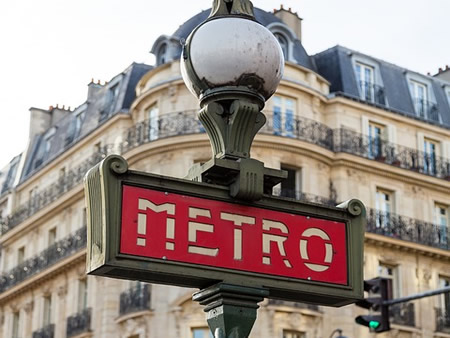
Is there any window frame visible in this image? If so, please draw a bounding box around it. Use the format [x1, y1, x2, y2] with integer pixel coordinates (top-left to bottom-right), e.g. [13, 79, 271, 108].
[368, 121, 386, 159]
[272, 95, 297, 137]
[423, 137, 439, 175]
[378, 262, 400, 298]
[147, 103, 159, 141]
[43, 294, 52, 326]
[435, 203, 449, 245]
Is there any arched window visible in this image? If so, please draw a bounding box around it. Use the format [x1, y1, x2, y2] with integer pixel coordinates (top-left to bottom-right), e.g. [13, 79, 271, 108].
[274, 33, 288, 59]
[157, 44, 168, 66]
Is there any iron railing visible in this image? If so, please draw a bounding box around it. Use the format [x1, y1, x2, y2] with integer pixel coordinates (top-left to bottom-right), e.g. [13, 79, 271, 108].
[32, 324, 55, 338]
[272, 188, 336, 207]
[436, 308, 450, 333]
[413, 98, 439, 122]
[1, 111, 449, 243]
[66, 308, 92, 338]
[367, 209, 449, 250]
[119, 283, 151, 316]
[334, 128, 450, 179]
[267, 299, 320, 312]
[358, 81, 386, 105]
[0, 227, 86, 293]
[0, 145, 114, 235]
[390, 302, 415, 327]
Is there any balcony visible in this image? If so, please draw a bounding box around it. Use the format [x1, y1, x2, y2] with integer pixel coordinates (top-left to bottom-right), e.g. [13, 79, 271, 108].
[358, 81, 386, 105]
[32, 324, 55, 338]
[0, 227, 86, 293]
[390, 302, 415, 327]
[1, 112, 450, 239]
[267, 299, 320, 312]
[0, 146, 113, 235]
[335, 128, 450, 180]
[436, 308, 450, 333]
[413, 98, 439, 122]
[66, 308, 92, 338]
[367, 209, 449, 250]
[119, 284, 151, 316]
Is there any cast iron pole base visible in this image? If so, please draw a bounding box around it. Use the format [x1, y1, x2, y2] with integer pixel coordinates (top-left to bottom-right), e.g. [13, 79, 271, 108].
[193, 283, 269, 338]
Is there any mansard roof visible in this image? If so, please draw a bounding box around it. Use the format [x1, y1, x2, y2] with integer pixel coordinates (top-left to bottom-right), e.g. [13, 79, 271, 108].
[20, 62, 152, 182]
[313, 45, 450, 128]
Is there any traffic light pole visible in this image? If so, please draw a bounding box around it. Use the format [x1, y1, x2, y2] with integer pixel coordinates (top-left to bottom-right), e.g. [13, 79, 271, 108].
[383, 285, 450, 306]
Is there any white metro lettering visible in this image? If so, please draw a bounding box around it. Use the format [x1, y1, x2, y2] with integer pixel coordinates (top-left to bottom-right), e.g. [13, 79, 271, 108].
[188, 207, 219, 257]
[299, 228, 333, 272]
[138, 198, 176, 249]
[262, 220, 292, 268]
[220, 212, 255, 260]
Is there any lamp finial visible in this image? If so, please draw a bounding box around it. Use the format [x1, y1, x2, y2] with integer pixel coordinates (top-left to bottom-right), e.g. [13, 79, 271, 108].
[209, 0, 255, 19]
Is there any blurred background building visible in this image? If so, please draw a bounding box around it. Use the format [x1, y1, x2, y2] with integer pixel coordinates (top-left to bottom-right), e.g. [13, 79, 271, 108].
[0, 5, 449, 338]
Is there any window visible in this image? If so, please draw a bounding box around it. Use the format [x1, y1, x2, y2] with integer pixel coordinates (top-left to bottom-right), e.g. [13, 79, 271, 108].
[148, 104, 159, 141]
[283, 330, 305, 338]
[192, 327, 213, 338]
[435, 204, 449, 245]
[378, 263, 399, 297]
[375, 189, 393, 228]
[423, 138, 438, 175]
[157, 44, 168, 66]
[274, 33, 288, 59]
[368, 122, 385, 159]
[17, 246, 25, 265]
[279, 165, 301, 199]
[409, 80, 428, 118]
[438, 276, 450, 315]
[48, 227, 57, 246]
[273, 96, 296, 137]
[355, 62, 375, 102]
[12, 311, 20, 338]
[43, 295, 52, 326]
[78, 279, 88, 311]
[74, 111, 85, 138]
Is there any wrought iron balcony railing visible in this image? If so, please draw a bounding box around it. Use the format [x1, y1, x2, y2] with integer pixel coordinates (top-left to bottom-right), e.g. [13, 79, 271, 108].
[0, 227, 86, 293]
[119, 283, 151, 316]
[413, 98, 439, 122]
[32, 324, 55, 338]
[334, 128, 450, 179]
[390, 302, 415, 327]
[436, 308, 450, 333]
[358, 81, 386, 105]
[0, 145, 114, 235]
[267, 299, 320, 312]
[66, 308, 92, 338]
[367, 209, 449, 250]
[1, 111, 449, 240]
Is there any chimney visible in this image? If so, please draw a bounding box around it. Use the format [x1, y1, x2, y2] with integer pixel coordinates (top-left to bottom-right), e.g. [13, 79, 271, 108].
[28, 107, 52, 141]
[87, 79, 103, 101]
[273, 5, 303, 40]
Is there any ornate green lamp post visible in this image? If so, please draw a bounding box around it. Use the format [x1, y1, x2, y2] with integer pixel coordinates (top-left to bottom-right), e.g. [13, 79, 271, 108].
[182, 0, 286, 201]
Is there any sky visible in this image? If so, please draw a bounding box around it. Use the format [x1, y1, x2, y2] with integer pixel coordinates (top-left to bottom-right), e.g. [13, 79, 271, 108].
[0, 0, 448, 169]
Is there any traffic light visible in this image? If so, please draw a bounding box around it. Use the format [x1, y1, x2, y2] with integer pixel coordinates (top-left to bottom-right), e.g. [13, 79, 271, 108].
[355, 277, 392, 333]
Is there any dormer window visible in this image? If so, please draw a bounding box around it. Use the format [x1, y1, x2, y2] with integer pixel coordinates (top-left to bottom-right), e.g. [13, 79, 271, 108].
[354, 61, 385, 105]
[409, 80, 428, 118]
[157, 44, 168, 66]
[274, 33, 288, 59]
[74, 110, 85, 138]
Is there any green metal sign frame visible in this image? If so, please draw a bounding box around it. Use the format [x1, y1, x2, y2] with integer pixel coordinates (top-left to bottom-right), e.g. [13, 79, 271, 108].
[85, 155, 365, 307]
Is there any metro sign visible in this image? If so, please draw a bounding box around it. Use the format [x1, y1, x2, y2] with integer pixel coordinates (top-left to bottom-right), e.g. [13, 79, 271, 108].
[85, 156, 365, 306]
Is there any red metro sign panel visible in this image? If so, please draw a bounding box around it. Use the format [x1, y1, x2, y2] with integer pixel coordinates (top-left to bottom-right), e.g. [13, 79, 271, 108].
[120, 185, 348, 285]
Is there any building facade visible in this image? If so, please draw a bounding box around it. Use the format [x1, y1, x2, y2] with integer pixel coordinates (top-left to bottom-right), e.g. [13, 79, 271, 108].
[0, 5, 449, 338]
